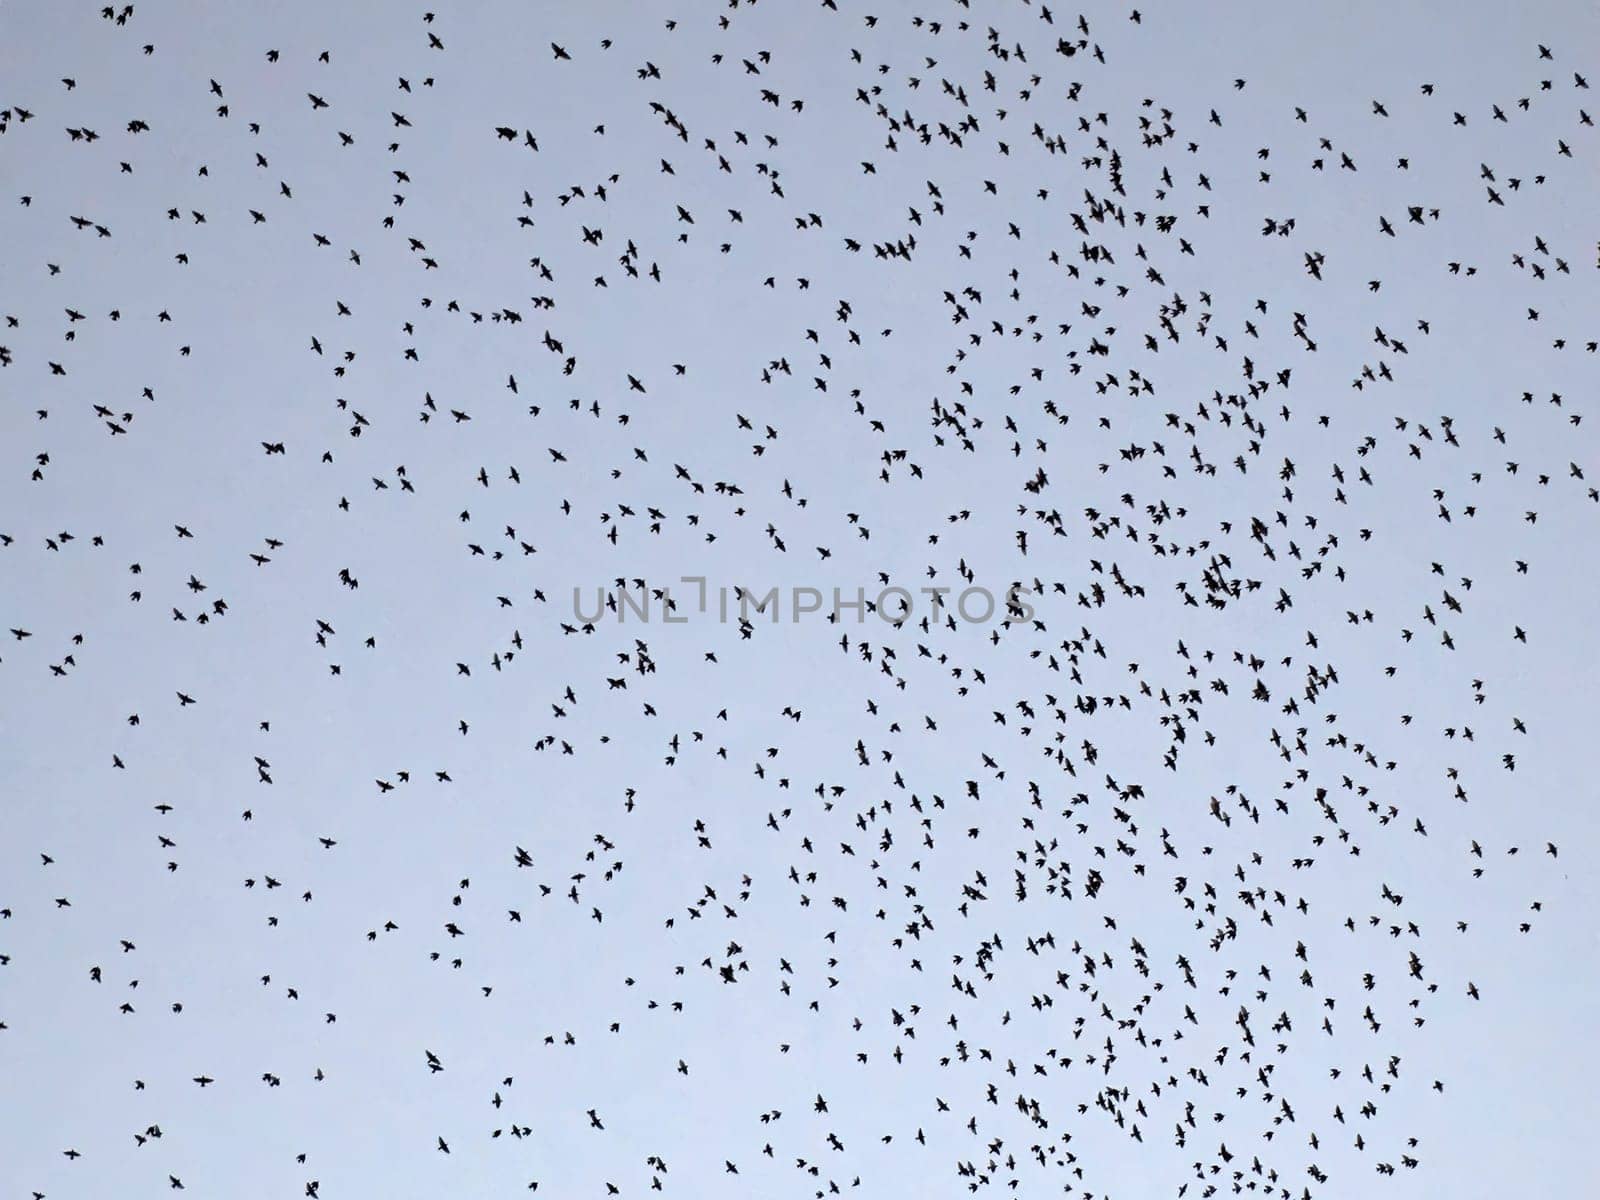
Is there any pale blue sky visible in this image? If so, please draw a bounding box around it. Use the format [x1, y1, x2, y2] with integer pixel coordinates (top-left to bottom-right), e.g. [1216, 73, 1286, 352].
[2, 1, 1597, 1197]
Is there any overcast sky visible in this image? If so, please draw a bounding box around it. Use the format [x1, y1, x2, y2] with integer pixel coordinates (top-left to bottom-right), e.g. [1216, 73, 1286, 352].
[2, 2, 1597, 1197]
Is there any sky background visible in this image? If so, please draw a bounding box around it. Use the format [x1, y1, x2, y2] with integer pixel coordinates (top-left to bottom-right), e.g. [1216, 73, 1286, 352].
[1, 1, 1598, 1197]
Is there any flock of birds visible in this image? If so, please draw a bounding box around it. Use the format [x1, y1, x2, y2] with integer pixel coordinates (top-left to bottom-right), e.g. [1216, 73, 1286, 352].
[1, 2, 1594, 1198]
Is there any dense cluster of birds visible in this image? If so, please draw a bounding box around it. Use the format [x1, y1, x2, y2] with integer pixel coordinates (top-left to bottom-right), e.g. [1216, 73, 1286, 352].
[1, 2, 1593, 1198]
